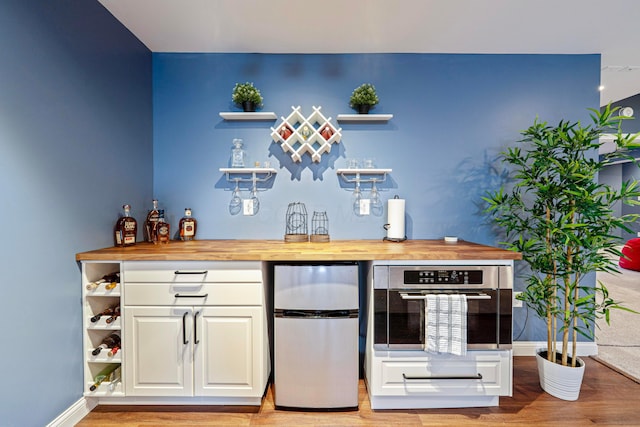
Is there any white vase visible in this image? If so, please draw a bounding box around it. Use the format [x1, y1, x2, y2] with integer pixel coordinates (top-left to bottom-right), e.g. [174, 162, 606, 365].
[536, 350, 585, 401]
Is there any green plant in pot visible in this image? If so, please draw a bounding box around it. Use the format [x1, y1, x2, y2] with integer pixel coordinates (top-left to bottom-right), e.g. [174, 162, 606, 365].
[231, 82, 263, 112]
[483, 104, 640, 400]
[349, 83, 379, 114]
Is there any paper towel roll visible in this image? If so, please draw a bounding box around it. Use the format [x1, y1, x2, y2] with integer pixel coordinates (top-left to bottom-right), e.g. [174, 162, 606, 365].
[386, 198, 405, 239]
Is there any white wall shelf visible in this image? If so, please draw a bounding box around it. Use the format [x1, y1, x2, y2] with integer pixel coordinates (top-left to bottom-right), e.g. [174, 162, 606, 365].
[337, 168, 392, 183]
[219, 168, 277, 183]
[219, 112, 277, 121]
[337, 114, 393, 123]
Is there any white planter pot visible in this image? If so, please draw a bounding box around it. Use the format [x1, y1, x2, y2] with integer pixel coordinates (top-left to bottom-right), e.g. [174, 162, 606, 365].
[536, 350, 585, 401]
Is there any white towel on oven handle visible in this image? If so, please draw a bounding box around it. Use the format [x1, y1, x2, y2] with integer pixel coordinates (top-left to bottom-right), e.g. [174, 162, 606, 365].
[425, 294, 467, 356]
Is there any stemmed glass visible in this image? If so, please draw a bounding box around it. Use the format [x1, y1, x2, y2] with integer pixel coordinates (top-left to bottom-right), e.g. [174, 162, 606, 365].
[250, 182, 260, 215]
[370, 181, 383, 216]
[229, 180, 242, 215]
[352, 181, 362, 216]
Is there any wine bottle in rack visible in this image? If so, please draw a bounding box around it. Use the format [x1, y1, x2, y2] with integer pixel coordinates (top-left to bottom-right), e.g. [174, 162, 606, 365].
[86, 272, 120, 291]
[89, 363, 120, 391]
[92, 332, 121, 356]
[105, 306, 121, 324]
[108, 367, 121, 392]
[90, 304, 119, 323]
[107, 343, 121, 357]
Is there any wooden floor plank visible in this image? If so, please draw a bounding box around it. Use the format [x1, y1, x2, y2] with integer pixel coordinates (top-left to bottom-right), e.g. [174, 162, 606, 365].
[76, 356, 640, 426]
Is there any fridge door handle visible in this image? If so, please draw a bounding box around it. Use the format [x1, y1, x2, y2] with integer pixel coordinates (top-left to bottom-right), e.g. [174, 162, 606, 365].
[275, 309, 358, 318]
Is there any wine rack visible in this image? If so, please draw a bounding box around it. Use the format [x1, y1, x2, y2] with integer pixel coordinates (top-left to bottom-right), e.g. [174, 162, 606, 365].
[82, 261, 124, 397]
[270, 106, 342, 163]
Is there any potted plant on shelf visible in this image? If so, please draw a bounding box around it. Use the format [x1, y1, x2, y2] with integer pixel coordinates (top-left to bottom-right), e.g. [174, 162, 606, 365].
[231, 82, 263, 112]
[483, 104, 640, 400]
[349, 83, 379, 114]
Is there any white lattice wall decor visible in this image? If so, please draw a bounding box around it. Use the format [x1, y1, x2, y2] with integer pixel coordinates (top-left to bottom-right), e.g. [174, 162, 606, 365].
[270, 106, 342, 162]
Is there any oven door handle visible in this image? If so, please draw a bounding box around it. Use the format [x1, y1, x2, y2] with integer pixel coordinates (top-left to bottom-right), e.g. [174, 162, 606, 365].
[403, 373, 483, 380]
[399, 292, 491, 300]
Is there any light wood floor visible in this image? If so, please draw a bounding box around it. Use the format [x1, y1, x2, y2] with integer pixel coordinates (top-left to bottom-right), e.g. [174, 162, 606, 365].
[76, 356, 640, 426]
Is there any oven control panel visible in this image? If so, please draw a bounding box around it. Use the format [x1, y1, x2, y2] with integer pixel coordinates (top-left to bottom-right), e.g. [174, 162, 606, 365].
[404, 269, 483, 285]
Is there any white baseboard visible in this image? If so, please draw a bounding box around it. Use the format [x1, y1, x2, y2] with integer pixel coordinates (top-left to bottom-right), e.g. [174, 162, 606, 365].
[512, 341, 599, 357]
[47, 397, 97, 427]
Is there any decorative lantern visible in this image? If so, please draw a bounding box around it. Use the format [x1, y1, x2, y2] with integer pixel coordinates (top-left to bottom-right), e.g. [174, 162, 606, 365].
[284, 202, 308, 242]
[310, 211, 330, 242]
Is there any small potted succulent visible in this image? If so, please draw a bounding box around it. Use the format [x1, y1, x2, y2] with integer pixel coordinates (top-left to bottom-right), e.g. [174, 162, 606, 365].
[231, 82, 263, 112]
[349, 83, 379, 114]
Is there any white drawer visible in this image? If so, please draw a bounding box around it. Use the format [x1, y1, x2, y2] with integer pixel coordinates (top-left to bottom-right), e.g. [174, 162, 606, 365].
[378, 352, 510, 396]
[123, 261, 263, 283]
[124, 282, 264, 306]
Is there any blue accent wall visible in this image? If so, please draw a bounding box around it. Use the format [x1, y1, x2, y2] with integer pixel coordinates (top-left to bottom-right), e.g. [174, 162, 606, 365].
[153, 53, 600, 244]
[0, 1, 152, 425]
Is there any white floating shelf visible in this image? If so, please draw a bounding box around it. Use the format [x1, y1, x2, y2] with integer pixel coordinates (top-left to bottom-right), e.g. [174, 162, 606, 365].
[336, 114, 393, 122]
[336, 168, 392, 174]
[219, 168, 277, 174]
[337, 168, 392, 184]
[219, 112, 277, 121]
[219, 168, 277, 183]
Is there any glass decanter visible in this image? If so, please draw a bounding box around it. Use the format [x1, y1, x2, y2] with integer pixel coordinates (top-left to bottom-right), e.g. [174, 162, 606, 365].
[231, 138, 246, 167]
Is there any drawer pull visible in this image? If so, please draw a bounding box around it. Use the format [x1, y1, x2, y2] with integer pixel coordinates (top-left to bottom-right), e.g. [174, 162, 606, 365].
[174, 293, 209, 298]
[174, 270, 208, 275]
[402, 373, 483, 380]
[194, 311, 200, 345]
[182, 312, 189, 345]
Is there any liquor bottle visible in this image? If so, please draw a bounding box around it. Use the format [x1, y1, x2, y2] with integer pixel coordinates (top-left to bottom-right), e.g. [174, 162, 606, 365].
[89, 363, 120, 391]
[144, 199, 160, 242]
[92, 332, 121, 356]
[153, 210, 171, 244]
[179, 208, 197, 241]
[86, 272, 120, 291]
[105, 306, 121, 324]
[114, 204, 137, 247]
[90, 304, 119, 323]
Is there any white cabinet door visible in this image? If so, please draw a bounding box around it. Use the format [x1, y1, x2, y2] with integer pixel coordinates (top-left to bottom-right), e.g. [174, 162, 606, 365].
[125, 306, 194, 397]
[194, 306, 262, 397]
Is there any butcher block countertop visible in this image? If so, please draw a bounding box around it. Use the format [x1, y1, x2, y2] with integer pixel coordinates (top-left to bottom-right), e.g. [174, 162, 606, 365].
[76, 239, 521, 262]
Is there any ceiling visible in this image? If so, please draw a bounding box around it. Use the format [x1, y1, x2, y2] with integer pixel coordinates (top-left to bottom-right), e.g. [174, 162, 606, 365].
[98, 0, 640, 106]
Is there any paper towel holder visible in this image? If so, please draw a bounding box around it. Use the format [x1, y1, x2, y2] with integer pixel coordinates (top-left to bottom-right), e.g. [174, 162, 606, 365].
[383, 229, 407, 242]
[383, 195, 407, 242]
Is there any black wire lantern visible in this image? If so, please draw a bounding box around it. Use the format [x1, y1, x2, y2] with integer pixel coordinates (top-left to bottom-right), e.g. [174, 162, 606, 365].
[284, 202, 308, 242]
[310, 211, 329, 242]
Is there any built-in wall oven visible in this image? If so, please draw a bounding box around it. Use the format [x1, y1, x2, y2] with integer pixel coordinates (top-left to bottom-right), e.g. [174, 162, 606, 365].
[373, 265, 512, 350]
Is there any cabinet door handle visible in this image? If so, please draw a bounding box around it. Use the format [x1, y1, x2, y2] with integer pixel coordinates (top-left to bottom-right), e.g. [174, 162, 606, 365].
[182, 311, 189, 345]
[174, 270, 207, 275]
[402, 373, 483, 380]
[193, 311, 200, 344]
[174, 293, 209, 299]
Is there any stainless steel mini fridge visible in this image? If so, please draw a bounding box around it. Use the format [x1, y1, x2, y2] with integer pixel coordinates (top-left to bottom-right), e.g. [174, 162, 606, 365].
[273, 263, 359, 410]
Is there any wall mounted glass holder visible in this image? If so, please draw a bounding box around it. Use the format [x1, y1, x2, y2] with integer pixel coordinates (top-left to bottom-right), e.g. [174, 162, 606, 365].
[336, 168, 392, 184]
[219, 167, 277, 184]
